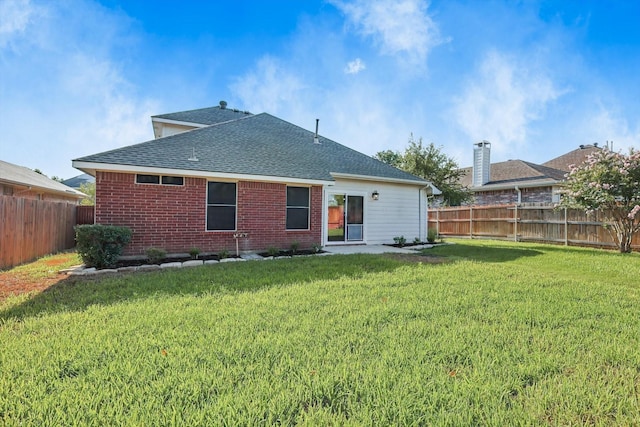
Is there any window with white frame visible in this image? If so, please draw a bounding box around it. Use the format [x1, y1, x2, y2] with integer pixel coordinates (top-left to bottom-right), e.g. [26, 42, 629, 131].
[207, 182, 236, 231]
[286, 186, 310, 230]
[135, 174, 184, 186]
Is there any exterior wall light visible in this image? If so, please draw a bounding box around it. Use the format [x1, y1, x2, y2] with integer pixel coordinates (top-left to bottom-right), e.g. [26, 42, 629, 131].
[372, 190, 380, 200]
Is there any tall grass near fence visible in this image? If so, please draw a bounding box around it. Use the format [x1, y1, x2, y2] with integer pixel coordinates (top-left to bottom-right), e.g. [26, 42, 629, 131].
[1, 241, 639, 425]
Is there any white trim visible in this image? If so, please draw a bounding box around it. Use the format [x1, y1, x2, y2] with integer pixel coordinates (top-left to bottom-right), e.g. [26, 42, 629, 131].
[151, 117, 209, 128]
[330, 172, 428, 186]
[72, 161, 333, 186]
[470, 179, 560, 192]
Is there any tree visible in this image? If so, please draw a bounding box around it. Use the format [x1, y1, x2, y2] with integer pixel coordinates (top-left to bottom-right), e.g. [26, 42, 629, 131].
[561, 147, 640, 253]
[78, 182, 96, 206]
[375, 135, 473, 206]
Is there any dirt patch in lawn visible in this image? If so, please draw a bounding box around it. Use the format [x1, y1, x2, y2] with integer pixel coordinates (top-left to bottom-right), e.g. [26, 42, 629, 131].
[0, 269, 70, 303]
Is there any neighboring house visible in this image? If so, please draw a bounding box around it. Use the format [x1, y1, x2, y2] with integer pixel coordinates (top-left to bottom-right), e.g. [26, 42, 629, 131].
[0, 160, 86, 203]
[72, 102, 440, 255]
[62, 173, 95, 189]
[459, 142, 600, 206]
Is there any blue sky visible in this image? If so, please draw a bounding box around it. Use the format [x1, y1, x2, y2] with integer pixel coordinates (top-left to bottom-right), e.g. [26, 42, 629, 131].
[1, 0, 639, 179]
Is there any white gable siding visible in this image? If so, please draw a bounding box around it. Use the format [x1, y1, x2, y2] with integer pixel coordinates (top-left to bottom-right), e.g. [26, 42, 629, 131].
[328, 178, 427, 245]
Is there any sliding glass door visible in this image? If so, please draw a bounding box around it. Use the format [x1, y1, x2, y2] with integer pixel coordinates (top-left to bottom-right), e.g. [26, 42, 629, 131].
[327, 194, 364, 242]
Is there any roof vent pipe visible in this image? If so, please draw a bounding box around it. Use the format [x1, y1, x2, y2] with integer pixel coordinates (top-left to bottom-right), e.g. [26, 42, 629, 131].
[314, 119, 320, 144]
[219, 100, 227, 110]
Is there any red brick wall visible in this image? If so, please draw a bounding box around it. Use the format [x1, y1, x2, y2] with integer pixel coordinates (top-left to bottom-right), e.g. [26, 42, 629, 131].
[95, 172, 323, 255]
[469, 186, 553, 206]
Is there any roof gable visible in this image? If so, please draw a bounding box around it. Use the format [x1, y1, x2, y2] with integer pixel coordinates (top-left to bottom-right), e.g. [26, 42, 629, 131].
[542, 145, 600, 171]
[75, 113, 426, 184]
[152, 105, 253, 126]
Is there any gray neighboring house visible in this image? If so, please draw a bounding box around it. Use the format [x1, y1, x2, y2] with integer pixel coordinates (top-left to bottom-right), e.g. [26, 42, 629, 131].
[0, 159, 85, 203]
[459, 142, 601, 206]
[73, 102, 440, 255]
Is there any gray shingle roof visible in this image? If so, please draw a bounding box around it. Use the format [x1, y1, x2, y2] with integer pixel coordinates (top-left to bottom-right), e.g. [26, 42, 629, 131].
[542, 145, 600, 172]
[75, 113, 426, 184]
[0, 160, 86, 198]
[152, 105, 252, 126]
[459, 160, 566, 189]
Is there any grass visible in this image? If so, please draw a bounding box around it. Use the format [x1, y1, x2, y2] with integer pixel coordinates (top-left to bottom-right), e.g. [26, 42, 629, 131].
[1, 240, 639, 425]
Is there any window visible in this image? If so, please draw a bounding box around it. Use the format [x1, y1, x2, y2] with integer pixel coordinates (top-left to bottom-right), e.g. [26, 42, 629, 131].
[286, 186, 310, 230]
[136, 174, 160, 184]
[161, 176, 184, 186]
[135, 174, 183, 186]
[207, 182, 236, 231]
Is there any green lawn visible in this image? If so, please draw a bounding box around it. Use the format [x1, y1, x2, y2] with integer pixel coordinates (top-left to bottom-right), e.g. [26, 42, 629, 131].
[1, 240, 639, 425]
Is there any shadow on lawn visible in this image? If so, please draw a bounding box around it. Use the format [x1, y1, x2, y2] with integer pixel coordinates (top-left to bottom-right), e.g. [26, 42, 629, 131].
[0, 254, 411, 321]
[427, 241, 543, 262]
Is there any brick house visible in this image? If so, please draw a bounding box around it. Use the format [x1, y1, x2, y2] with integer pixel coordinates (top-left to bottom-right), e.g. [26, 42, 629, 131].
[458, 142, 600, 206]
[0, 159, 85, 203]
[72, 103, 439, 255]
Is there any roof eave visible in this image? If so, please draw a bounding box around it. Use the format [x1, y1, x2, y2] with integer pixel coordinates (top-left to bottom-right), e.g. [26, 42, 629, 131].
[72, 160, 334, 186]
[0, 178, 86, 199]
[470, 179, 563, 192]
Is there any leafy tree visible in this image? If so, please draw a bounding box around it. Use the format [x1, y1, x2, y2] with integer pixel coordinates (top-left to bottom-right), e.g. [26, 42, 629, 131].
[374, 150, 403, 168]
[78, 182, 96, 206]
[375, 135, 473, 206]
[561, 147, 640, 253]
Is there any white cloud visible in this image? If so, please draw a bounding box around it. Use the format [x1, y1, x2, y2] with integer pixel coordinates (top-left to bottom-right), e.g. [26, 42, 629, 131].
[230, 56, 307, 116]
[330, 0, 445, 65]
[0, 0, 37, 48]
[451, 50, 563, 160]
[579, 104, 640, 153]
[0, 0, 158, 178]
[345, 58, 366, 74]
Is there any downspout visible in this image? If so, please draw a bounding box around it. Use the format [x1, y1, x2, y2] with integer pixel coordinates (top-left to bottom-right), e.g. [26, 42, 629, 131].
[420, 184, 431, 242]
[515, 186, 522, 205]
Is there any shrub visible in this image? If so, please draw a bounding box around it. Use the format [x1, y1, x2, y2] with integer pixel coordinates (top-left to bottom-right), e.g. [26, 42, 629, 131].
[311, 243, 322, 253]
[145, 247, 167, 264]
[75, 224, 132, 269]
[427, 229, 438, 243]
[290, 241, 299, 255]
[413, 237, 422, 244]
[189, 247, 201, 259]
[218, 249, 230, 259]
[267, 246, 280, 257]
[393, 236, 406, 247]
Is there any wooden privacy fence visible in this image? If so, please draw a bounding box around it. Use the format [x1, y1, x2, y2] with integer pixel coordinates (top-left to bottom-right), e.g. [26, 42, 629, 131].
[429, 204, 640, 251]
[76, 205, 95, 225]
[0, 196, 78, 269]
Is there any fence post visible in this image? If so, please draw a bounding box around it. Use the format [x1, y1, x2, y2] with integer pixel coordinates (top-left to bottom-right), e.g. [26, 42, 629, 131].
[564, 207, 568, 246]
[514, 204, 518, 242]
[470, 206, 473, 238]
[436, 208, 440, 237]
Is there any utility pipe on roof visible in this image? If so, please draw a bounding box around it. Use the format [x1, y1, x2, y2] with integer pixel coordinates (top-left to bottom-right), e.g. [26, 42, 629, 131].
[515, 185, 522, 205]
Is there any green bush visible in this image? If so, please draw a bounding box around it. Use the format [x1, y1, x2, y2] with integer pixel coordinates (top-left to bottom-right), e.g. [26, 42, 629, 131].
[188, 247, 201, 259]
[393, 236, 406, 247]
[75, 225, 132, 269]
[145, 247, 167, 264]
[427, 229, 438, 243]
